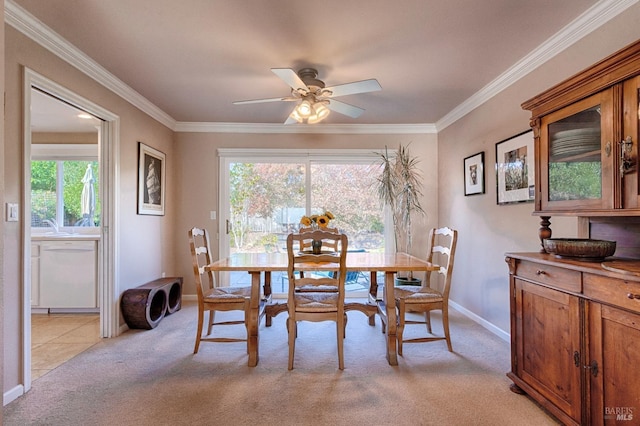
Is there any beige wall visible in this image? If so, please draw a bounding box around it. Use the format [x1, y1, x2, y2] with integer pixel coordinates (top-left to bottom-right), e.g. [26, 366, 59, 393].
[3, 27, 176, 396]
[174, 132, 439, 295]
[438, 6, 640, 333]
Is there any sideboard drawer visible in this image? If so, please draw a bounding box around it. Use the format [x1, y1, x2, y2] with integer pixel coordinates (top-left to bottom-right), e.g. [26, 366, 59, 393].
[584, 274, 640, 314]
[516, 260, 582, 293]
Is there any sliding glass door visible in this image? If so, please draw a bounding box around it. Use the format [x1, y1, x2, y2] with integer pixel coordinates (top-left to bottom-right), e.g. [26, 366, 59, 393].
[219, 149, 386, 295]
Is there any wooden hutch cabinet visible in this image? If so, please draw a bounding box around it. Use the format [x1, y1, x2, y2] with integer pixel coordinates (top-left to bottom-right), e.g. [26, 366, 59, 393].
[507, 40, 640, 425]
[522, 40, 640, 227]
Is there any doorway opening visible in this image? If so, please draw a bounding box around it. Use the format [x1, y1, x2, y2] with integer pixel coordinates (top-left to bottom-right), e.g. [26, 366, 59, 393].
[22, 68, 119, 393]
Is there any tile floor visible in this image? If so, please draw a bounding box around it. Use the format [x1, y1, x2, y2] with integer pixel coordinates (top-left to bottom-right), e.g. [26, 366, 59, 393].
[31, 313, 101, 380]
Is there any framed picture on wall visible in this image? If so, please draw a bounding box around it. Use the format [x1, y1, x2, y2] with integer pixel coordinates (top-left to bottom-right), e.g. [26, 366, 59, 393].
[137, 142, 166, 215]
[464, 151, 485, 196]
[495, 130, 534, 205]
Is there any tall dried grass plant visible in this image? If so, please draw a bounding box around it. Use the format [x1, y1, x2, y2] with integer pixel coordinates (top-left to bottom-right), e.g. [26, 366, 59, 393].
[375, 144, 425, 280]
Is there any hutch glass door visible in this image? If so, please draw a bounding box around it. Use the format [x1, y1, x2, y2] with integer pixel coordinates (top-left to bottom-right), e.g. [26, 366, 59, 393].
[540, 90, 614, 211]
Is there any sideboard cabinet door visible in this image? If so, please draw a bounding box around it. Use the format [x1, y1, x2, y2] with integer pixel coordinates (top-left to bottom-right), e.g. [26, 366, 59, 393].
[513, 278, 583, 424]
[588, 302, 640, 425]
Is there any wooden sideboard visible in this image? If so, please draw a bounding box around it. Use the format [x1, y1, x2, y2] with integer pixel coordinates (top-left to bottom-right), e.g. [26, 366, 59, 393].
[506, 253, 640, 425]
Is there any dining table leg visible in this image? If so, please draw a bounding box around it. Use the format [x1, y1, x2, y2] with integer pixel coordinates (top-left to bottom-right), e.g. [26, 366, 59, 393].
[383, 270, 398, 365]
[247, 270, 262, 367]
[263, 271, 273, 326]
[368, 271, 378, 326]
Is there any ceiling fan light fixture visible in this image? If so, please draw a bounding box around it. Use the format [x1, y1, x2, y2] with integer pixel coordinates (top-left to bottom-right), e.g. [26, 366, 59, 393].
[289, 108, 304, 123]
[307, 102, 330, 124]
[296, 99, 313, 118]
[235, 67, 381, 125]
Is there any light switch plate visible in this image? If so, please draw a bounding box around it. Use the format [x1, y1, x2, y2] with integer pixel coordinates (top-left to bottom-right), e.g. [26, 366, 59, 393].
[6, 203, 18, 222]
[210, 210, 217, 220]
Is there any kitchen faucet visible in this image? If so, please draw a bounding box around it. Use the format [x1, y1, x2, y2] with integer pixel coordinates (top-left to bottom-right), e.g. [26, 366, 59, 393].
[43, 218, 59, 233]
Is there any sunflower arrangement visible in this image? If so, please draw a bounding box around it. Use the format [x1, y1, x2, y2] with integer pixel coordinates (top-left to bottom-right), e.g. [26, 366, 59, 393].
[300, 211, 335, 229]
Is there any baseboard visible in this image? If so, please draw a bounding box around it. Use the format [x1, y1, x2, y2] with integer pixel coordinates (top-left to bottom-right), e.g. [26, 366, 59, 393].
[4, 384, 24, 406]
[449, 300, 510, 342]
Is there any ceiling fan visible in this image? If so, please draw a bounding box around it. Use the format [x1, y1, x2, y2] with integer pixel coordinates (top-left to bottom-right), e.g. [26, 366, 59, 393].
[233, 68, 382, 124]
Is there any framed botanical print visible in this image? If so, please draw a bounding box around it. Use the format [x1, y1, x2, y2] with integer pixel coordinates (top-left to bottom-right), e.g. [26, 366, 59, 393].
[137, 142, 165, 215]
[495, 130, 534, 205]
[464, 151, 485, 196]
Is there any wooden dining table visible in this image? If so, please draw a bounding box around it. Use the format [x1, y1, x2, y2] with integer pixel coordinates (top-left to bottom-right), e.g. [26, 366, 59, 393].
[206, 251, 438, 367]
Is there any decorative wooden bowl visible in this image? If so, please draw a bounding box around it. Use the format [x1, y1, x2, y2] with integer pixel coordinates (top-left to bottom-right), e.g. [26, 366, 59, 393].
[543, 238, 616, 261]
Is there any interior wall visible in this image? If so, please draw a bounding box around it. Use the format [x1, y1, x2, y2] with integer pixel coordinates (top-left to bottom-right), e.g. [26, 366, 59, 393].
[3, 27, 176, 399]
[174, 132, 438, 295]
[438, 6, 640, 334]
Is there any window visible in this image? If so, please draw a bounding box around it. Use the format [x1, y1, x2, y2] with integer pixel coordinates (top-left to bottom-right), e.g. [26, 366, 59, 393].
[220, 149, 387, 295]
[31, 144, 100, 230]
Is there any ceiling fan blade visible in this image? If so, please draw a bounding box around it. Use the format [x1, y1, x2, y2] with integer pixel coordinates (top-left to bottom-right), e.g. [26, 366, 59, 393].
[233, 97, 297, 105]
[326, 99, 365, 118]
[323, 79, 381, 98]
[271, 68, 308, 92]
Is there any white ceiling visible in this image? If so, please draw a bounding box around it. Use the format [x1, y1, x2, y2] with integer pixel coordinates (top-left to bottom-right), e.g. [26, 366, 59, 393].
[12, 0, 624, 130]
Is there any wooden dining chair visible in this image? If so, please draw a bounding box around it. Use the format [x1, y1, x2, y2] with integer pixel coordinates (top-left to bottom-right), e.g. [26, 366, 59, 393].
[188, 227, 252, 354]
[278, 227, 338, 293]
[394, 226, 458, 354]
[295, 226, 340, 284]
[286, 229, 348, 370]
[299, 226, 339, 252]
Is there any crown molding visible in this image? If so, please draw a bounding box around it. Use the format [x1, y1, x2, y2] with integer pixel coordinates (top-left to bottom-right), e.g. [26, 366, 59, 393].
[436, 0, 638, 131]
[5, 0, 176, 130]
[174, 121, 437, 134]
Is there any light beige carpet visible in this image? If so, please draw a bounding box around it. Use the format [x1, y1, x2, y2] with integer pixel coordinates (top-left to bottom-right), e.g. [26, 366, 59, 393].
[4, 301, 559, 425]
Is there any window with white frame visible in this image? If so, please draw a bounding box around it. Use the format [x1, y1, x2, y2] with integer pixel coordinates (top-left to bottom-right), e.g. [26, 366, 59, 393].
[219, 149, 390, 294]
[31, 144, 100, 229]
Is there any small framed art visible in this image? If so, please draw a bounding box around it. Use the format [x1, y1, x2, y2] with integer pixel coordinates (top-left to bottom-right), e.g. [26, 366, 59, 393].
[464, 152, 485, 196]
[495, 130, 534, 205]
[137, 142, 166, 215]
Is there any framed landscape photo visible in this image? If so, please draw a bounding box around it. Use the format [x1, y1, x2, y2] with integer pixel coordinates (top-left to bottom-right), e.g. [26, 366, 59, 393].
[137, 142, 166, 215]
[495, 130, 534, 205]
[464, 151, 485, 196]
